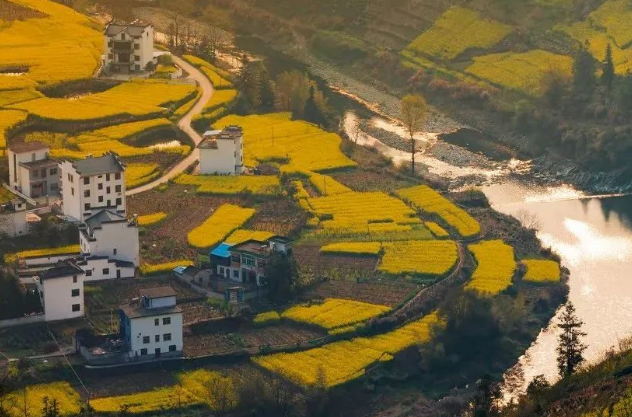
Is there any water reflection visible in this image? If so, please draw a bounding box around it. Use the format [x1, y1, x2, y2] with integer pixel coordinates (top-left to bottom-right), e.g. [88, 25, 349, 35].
[484, 182, 632, 397]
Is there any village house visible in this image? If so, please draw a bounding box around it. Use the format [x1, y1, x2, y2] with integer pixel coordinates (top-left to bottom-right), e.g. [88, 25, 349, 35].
[211, 236, 292, 286]
[198, 126, 245, 175]
[34, 260, 85, 322]
[0, 186, 32, 237]
[8, 141, 59, 198]
[119, 287, 184, 359]
[103, 20, 154, 73]
[59, 153, 126, 221]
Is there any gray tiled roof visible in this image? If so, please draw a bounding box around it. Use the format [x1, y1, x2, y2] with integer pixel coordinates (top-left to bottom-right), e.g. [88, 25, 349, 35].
[84, 209, 127, 230]
[105, 20, 151, 37]
[139, 286, 177, 299]
[119, 303, 181, 319]
[71, 153, 124, 177]
[38, 260, 84, 281]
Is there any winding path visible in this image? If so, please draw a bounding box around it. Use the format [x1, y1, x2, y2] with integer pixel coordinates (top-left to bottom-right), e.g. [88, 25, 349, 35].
[126, 55, 214, 196]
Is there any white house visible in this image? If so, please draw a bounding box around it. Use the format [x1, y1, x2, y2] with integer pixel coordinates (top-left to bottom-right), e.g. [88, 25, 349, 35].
[198, 126, 245, 175]
[119, 286, 183, 359]
[0, 186, 31, 237]
[35, 260, 85, 322]
[8, 141, 59, 198]
[59, 153, 126, 221]
[103, 20, 154, 73]
[79, 209, 139, 267]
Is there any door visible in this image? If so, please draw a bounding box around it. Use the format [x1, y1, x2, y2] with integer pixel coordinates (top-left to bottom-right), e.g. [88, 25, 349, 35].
[116, 269, 121, 279]
[155, 348, 161, 357]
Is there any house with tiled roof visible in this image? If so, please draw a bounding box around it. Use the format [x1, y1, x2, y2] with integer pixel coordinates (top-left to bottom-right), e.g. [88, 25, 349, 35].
[198, 126, 245, 175]
[8, 141, 59, 198]
[103, 20, 154, 73]
[34, 260, 85, 322]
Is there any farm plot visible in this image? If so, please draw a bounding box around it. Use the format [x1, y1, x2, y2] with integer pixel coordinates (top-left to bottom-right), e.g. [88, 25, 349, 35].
[246, 198, 308, 238]
[184, 322, 324, 357]
[137, 212, 168, 226]
[404, 6, 511, 61]
[4, 244, 80, 263]
[281, 298, 390, 331]
[126, 163, 159, 189]
[293, 244, 381, 282]
[320, 242, 382, 256]
[379, 240, 458, 277]
[175, 174, 280, 195]
[10, 80, 196, 121]
[253, 312, 439, 387]
[1, 382, 81, 417]
[0, 88, 41, 106]
[397, 185, 480, 238]
[214, 113, 356, 174]
[522, 259, 561, 283]
[465, 50, 573, 96]
[187, 204, 255, 248]
[225, 229, 274, 245]
[202, 89, 237, 113]
[183, 54, 233, 88]
[466, 240, 517, 295]
[330, 168, 417, 193]
[0, 109, 27, 149]
[0, 0, 102, 87]
[301, 279, 419, 308]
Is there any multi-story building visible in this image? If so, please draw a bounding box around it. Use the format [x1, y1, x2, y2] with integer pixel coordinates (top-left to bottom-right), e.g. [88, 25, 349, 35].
[103, 20, 154, 73]
[59, 153, 126, 221]
[198, 126, 245, 175]
[119, 287, 183, 359]
[8, 141, 59, 198]
[211, 236, 292, 286]
[35, 260, 85, 322]
[0, 186, 30, 237]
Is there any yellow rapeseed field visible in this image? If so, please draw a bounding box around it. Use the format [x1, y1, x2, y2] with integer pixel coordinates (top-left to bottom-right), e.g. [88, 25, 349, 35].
[307, 191, 421, 235]
[523, 259, 561, 283]
[183, 55, 233, 84]
[425, 221, 449, 238]
[405, 6, 511, 61]
[85, 119, 173, 142]
[4, 244, 81, 263]
[306, 171, 352, 195]
[380, 240, 458, 276]
[139, 260, 192, 276]
[320, 242, 382, 256]
[188, 204, 255, 248]
[175, 174, 280, 195]
[10, 81, 196, 121]
[589, 0, 632, 49]
[465, 50, 573, 96]
[0, 88, 42, 106]
[282, 298, 390, 330]
[214, 113, 356, 174]
[253, 312, 440, 387]
[225, 229, 275, 245]
[466, 240, 517, 295]
[202, 89, 237, 113]
[126, 163, 159, 189]
[396, 185, 480, 238]
[0, 109, 27, 149]
[137, 212, 168, 226]
[253, 311, 281, 325]
[1, 382, 81, 417]
[0, 0, 102, 86]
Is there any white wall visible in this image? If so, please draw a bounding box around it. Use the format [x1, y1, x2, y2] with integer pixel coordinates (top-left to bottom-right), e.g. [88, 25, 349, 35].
[128, 312, 183, 357]
[81, 221, 139, 265]
[81, 257, 135, 282]
[104, 26, 154, 72]
[60, 161, 126, 221]
[0, 211, 28, 237]
[37, 274, 84, 322]
[9, 148, 49, 190]
[147, 296, 176, 309]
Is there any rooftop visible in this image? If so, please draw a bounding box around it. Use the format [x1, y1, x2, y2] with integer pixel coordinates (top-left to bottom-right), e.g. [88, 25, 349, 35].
[230, 239, 272, 257]
[84, 209, 128, 230]
[105, 19, 152, 37]
[9, 141, 49, 154]
[198, 126, 242, 149]
[19, 159, 58, 169]
[38, 260, 84, 281]
[139, 286, 177, 299]
[70, 152, 125, 177]
[119, 303, 181, 319]
[211, 242, 233, 258]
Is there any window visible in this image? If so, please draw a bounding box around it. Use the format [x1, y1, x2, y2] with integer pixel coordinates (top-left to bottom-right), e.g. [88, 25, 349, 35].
[41, 168, 46, 178]
[51, 184, 58, 191]
[115, 185, 122, 193]
[98, 183, 103, 190]
[115, 173, 121, 180]
[85, 270, 92, 277]
[155, 348, 161, 356]
[134, 43, 139, 50]
[113, 248, 117, 255]
[154, 318, 159, 326]
[257, 260, 266, 268]
[155, 335, 160, 342]
[103, 268, 109, 275]
[233, 270, 239, 278]
[219, 267, 224, 274]
[107, 200, 111, 206]
[50, 168, 57, 176]
[143, 336, 150, 344]
[108, 53, 113, 59]
[73, 276, 78, 283]
[116, 198, 122, 206]
[71, 289, 80, 297]
[84, 203, 90, 211]
[33, 170, 39, 179]
[162, 317, 171, 325]
[244, 257, 255, 267]
[140, 348, 147, 356]
[231, 255, 240, 263]
[163, 333, 172, 341]
[106, 174, 110, 181]
[83, 177, 89, 185]
[72, 304, 81, 312]
[135, 65, 140, 71]
[84, 190, 90, 198]
[169, 345, 176, 352]
[106, 186, 111, 193]
[98, 196, 103, 203]
[71, 187, 74, 196]
[121, 33, 126, 40]
[134, 55, 140, 61]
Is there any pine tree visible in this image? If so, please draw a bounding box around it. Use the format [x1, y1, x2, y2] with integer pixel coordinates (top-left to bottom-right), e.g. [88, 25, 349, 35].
[602, 43, 615, 90]
[303, 86, 325, 127]
[573, 42, 597, 93]
[471, 374, 501, 417]
[556, 302, 587, 377]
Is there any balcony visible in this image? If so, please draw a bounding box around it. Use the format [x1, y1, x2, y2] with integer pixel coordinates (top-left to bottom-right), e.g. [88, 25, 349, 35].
[110, 41, 133, 53]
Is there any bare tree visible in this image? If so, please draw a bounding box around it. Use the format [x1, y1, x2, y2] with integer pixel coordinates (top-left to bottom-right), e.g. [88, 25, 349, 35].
[203, 373, 237, 416]
[400, 94, 428, 175]
[515, 209, 541, 230]
[349, 115, 363, 144]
